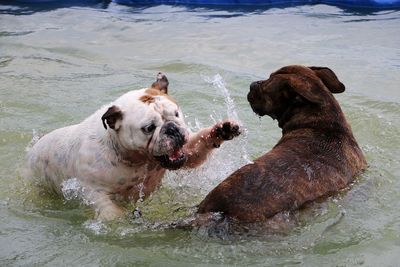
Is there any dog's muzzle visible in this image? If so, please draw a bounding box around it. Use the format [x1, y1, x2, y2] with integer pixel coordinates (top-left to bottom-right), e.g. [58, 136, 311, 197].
[248, 81, 267, 116]
[154, 121, 188, 170]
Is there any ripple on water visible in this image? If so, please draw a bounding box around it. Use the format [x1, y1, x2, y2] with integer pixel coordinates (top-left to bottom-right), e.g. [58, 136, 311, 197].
[1, 4, 399, 265]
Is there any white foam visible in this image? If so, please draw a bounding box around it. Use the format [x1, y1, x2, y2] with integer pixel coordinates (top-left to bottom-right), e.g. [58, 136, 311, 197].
[83, 220, 109, 235]
[61, 178, 93, 206]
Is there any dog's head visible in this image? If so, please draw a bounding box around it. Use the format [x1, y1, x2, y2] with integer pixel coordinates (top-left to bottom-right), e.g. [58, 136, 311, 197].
[247, 65, 345, 125]
[101, 73, 189, 170]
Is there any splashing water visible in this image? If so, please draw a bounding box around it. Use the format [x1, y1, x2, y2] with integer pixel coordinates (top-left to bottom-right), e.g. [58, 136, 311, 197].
[138, 182, 145, 202]
[61, 178, 93, 206]
[162, 74, 254, 209]
[203, 74, 252, 164]
[138, 164, 149, 203]
[49, 75, 255, 229]
[25, 129, 41, 152]
[83, 220, 109, 235]
[202, 74, 239, 122]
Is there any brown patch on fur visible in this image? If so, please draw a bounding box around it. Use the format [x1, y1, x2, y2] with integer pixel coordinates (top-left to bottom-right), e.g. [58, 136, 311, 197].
[145, 88, 163, 96]
[197, 65, 367, 223]
[143, 88, 177, 104]
[139, 94, 156, 104]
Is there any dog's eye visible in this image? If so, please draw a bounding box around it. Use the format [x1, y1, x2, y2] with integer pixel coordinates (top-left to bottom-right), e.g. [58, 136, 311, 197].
[175, 111, 179, 118]
[141, 123, 156, 134]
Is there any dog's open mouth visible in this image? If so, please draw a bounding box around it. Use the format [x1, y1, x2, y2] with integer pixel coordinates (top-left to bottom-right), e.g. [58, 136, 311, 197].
[154, 147, 187, 170]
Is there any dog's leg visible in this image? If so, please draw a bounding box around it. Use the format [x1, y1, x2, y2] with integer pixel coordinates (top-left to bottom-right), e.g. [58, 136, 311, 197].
[84, 188, 125, 221]
[183, 121, 240, 168]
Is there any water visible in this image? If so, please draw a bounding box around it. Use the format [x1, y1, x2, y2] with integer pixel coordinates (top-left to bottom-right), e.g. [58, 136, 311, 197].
[1, 2, 400, 266]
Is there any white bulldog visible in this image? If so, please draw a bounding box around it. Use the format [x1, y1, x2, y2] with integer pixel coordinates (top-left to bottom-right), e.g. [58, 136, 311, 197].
[26, 73, 240, 221]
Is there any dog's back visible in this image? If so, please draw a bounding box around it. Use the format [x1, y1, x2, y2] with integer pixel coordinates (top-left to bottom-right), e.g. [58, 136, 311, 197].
[198, 65, 366, 222]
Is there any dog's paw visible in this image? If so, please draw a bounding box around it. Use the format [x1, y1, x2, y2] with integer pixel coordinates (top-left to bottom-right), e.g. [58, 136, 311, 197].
[214, 121, 241, 141]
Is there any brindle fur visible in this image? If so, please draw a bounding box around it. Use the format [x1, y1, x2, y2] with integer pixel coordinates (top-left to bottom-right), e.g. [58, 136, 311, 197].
[197, 65, 367, 222]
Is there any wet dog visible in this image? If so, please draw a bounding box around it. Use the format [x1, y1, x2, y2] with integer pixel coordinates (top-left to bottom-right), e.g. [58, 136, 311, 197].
[197, 65, 366, 223]
[26, 73, 240, 221]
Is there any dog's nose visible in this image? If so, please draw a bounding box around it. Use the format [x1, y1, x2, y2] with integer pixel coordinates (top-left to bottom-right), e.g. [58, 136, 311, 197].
[248, 81, 260, 103]
[250, 81, 260, 92]
[164, 121, 179, 135]
[163, 122, 186, 147]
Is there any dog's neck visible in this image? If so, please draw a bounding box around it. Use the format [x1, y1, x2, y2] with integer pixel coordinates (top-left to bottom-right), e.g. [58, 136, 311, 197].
[278, 101, 351, 137]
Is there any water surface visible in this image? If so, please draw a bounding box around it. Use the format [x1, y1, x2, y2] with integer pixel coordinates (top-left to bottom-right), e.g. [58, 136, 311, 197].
[0, 2, 399, 266]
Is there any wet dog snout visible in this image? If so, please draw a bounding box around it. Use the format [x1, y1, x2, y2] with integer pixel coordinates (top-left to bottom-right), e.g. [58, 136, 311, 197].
[248, 81, 261, 103]
[250, 81, 261, 92]
[163, 122, 186, 147]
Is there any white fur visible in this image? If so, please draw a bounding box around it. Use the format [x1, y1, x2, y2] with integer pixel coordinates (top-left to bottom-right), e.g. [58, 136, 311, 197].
[26, 87, 238, 220]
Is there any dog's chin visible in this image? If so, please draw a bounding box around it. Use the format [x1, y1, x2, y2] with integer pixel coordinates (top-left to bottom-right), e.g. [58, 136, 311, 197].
[250, 106, 279, 121]
[250, 104, 267, 117]
[154, 147, 187, 170]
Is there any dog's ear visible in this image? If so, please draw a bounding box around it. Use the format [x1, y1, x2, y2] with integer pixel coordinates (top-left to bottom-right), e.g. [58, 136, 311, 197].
[309, 66, 345, 94]
[273, 74, 328, 105]
[151, 72, 169, 94]
[101, 105, 123, 130]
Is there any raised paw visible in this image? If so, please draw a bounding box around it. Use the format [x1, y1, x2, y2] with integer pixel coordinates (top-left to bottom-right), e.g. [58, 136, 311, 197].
[214, 121, 241, 141]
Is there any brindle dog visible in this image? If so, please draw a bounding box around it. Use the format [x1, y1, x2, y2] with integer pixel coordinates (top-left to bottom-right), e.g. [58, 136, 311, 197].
[197, 65, 367, 223]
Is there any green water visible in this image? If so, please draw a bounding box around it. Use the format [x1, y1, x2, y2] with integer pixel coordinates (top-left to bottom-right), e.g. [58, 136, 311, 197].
[1, 3, 399, 266]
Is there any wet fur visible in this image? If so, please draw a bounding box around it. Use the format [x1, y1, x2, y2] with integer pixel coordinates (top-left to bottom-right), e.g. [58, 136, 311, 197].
[197, 65, 367, 222]
[26, 73, 241, 221]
